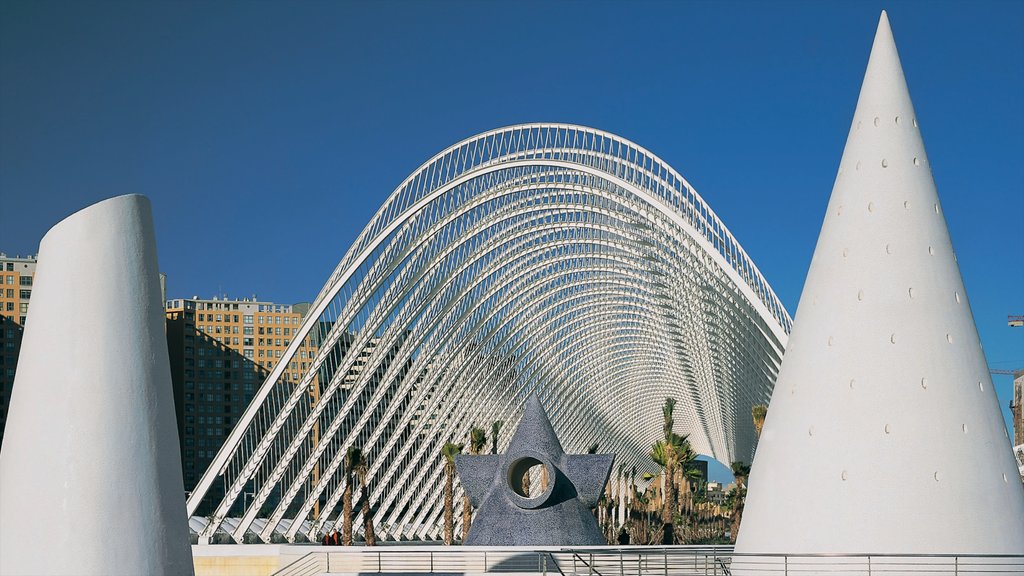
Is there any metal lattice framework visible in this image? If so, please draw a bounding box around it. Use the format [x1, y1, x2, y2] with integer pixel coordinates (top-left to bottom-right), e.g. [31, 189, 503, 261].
[186, 123, 791, 543]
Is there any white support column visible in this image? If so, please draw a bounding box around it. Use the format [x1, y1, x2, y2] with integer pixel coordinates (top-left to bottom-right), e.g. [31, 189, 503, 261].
[0, 195, 194, 575]
[736, 12, 1024, 554]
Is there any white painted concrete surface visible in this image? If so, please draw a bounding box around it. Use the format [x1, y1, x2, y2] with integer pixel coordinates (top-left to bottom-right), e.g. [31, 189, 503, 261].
[736, 12, 1024, 554]
[0, 195, 194, 574]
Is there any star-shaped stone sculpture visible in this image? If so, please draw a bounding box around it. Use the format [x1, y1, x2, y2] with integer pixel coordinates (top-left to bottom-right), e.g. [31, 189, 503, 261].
[455, 394, 614, 546]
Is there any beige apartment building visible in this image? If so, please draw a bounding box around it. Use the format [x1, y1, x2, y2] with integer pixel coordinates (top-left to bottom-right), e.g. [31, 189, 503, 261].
[0, 254, 36, 447]
[165, 296, 317, 512]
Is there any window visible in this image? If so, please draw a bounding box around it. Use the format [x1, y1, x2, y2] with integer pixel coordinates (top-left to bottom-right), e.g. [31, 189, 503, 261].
[215, 314, 222, 322]
[275, 327, 282, 335]
[275, 338, 281, 346]
[5, 276, 13, 285]
[198, 314, 205, 321]
[284, 328, 290, 336]
[19, 276, 31, 286]
[19, 303, 28, 314]
[18, 290, 30, 299]
[233, 315, 239, 323]
[243, 315, 253, 324]
[243, 327, 253, 335]
[5, 289, 12, 298]
[4, 263, 11, 271]
[4, 303, 11, 311]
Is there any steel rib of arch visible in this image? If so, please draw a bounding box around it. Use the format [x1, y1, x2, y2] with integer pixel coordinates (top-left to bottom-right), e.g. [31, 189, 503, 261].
[185, 123, 791, 543]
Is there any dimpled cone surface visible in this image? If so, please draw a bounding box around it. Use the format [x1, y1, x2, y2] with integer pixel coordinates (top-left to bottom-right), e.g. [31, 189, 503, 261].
[735, 13, 1024, 554]
[0, 195, 194, 575]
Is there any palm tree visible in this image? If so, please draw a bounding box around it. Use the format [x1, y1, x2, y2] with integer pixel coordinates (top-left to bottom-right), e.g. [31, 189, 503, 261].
[463, 427, 487, 540]
[355, 450, 376, 546]
[440, 441, 463, 545]
[752, 404, 768, 439]
[342, 446, 362, 546]
[728, 461, 751, 542]
[650, 397, 682, 544]
[490, 421, 503, 454]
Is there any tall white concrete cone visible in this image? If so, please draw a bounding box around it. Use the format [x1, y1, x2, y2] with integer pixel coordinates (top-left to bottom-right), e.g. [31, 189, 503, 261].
[736, 12, 1024, 555]
[0, 195, 194, 575]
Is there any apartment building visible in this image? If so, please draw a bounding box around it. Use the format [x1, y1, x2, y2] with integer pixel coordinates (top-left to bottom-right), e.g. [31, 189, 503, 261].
[165, 296, 315, 512]
[0, 254, 36, 447]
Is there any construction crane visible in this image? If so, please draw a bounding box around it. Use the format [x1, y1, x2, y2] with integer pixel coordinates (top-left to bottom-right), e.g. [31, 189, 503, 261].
[991, 369, 1022, 376]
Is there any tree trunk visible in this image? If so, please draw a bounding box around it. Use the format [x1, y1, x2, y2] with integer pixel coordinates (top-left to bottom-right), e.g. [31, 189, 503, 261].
[342, 477, 353, 546]
[661, 460, 675, 544]
[462, 494, 472, 542]
[361, 474, 376, 546]
[444, 463, 454, 545]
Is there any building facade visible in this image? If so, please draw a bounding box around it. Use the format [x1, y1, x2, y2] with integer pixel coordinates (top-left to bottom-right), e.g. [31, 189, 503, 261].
[0, 254, 36, 448]
[165, 296, 314, 513]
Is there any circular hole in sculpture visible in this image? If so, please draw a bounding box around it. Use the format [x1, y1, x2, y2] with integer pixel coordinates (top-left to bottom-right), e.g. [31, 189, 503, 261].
[928, 246, 935, 256]
[962, 424, 968, 434]
[843, 248, 849, 258]
[884, 424, 891, 434]
[913, 157, 920, 166]
[808, 426, 814, 437]
[946, 333, 953, 344]
[881, 158, 888, 168]
[920, 377, 928, 389]
[873, 117, 880, 127]
[827, 336, 834, 347]
[934, 203, 940, 214]
[868, 202, 875, 213]
[979, 381, 984, 391]
[908, 287, 915, 299]
[1004, 474, 1009, 483]
[885, 244, 892, 254]
[856, 161, 862, 171]
[913, 118, 918, 128]
[857, 290, 864, 302]
[837, 205, 843, 216]
[955, 291, 961, 304]
[895, 115, 901, 125]
[933, 471, 940, 482]
[841, 470, 848, 481]
[849, 378, 856, 389]
[890, 333, 897, 344]
[904, 200, 911, 210]
[507, 457, 546, 499]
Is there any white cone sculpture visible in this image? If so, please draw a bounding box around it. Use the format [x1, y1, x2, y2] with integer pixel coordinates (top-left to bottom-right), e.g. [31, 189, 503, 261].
[0, 195, 194, 575]
[736, 12, 1024, 554]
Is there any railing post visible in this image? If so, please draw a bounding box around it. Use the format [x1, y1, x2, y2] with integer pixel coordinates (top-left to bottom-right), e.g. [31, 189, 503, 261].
[714, 551, 719, 576]
[589, 553, 594, 576]
[868, 555, 871, 576]
[484, 550, 488, 572]
[377, 550, 381, 573]
[784, 555, 788, 576]
[664, 547, 668, 576]
[955, 556, 959, 576]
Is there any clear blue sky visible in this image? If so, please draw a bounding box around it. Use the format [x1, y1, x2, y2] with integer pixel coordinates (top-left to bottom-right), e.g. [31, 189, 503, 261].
[2, 1, 1022, 481]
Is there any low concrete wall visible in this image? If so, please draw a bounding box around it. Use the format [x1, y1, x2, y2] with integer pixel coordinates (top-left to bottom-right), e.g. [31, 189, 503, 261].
[192, 544, 310, 576]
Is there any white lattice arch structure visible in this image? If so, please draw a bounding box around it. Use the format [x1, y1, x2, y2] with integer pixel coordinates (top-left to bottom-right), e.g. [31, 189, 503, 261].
[186, 123, 791, 543]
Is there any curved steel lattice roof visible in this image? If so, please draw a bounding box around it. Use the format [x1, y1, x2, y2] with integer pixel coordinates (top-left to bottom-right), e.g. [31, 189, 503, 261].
[186, 123, 791, 543]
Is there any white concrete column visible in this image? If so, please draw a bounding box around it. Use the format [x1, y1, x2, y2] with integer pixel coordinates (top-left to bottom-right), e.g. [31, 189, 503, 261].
[0, 195, 194, 575]
[736, 12, 1024, 555]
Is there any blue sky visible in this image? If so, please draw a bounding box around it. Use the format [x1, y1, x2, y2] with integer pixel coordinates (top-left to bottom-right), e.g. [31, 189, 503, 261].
[2, 1, 1022, 481]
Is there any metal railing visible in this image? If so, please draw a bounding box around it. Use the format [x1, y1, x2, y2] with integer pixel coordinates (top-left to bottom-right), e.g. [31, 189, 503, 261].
[270, 546, 1024, 576]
